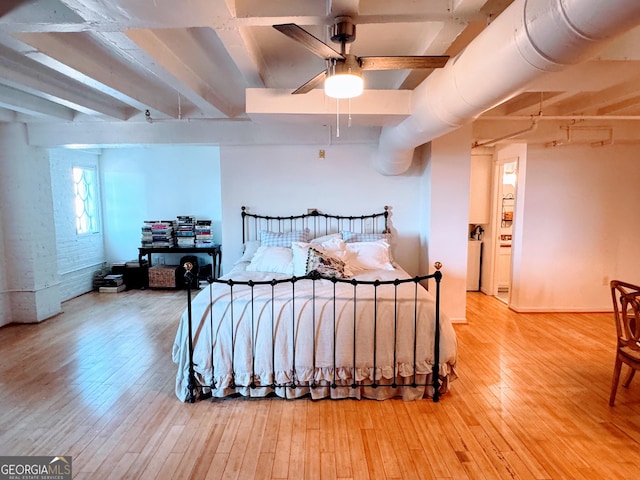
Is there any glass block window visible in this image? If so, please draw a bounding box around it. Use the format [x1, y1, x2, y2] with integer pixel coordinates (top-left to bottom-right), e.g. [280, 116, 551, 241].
[73, 166, 99, 234]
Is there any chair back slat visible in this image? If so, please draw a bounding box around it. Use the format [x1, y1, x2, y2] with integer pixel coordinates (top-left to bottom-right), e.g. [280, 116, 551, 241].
[609, 279, 640, 405]
[611, 280, 640, 350]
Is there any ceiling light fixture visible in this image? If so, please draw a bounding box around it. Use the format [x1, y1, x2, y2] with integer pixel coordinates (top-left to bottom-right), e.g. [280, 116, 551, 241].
[324, 55, 363, 99]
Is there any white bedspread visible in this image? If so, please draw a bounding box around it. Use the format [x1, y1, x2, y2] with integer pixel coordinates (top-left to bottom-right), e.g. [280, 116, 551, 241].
[172, 265, 457, 401]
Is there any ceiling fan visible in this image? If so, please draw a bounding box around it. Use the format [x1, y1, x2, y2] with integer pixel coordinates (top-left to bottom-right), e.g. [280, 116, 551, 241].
[273, 16, 450, 97]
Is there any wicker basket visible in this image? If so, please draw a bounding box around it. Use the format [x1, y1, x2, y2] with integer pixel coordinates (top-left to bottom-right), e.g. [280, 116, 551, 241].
[148, 265, 178, 288]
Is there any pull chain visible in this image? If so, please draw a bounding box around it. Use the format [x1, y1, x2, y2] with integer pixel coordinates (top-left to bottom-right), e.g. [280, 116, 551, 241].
[336, 98, 340, 138]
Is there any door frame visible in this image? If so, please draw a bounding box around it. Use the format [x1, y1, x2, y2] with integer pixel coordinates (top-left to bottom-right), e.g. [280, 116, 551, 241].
[490, 157, 518, 302]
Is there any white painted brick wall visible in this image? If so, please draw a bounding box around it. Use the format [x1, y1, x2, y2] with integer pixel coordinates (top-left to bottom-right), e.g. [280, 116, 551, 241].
[49, 149, 105, 301]
[0, 176, 6, 325]
[0, 124, 61, 324]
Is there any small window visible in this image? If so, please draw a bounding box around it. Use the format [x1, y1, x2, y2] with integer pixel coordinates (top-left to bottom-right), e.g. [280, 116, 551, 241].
[73, 166, 99, 234]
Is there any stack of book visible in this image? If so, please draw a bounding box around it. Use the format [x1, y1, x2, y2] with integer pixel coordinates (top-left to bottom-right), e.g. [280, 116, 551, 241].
[195, 220, 213, 248]
[176, 215, 196, 247]
[95, 273, 126, 293]
[141, 220, 176, 247]
[141, 221, 154, 248]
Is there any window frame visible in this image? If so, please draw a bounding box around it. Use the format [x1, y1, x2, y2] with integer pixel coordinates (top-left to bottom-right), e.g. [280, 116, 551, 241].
[72, 164, 101, 235]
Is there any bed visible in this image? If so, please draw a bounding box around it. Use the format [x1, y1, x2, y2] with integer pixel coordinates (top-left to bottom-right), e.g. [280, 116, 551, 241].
[172, 207, 457, 402]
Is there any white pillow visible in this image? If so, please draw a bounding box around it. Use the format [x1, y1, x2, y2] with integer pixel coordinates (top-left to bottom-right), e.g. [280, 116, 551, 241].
[310, 233, 342, 244]
[345, 240, 395, 272]
[291, 238, 348, 276]
[246, 246, 293, 274]
[234, 240, 260, 265]
[291, 242, 312, 276]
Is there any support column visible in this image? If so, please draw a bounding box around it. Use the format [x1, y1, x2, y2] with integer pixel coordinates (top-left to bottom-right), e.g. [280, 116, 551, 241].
[420, 125, 472, 323]
[0, 123, 61, 325]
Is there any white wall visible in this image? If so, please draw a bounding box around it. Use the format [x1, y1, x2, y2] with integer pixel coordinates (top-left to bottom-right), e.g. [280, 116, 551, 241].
[100, 145, 221, 267]
[424, 126, 472, 323]
[219, 143, 427, 275]
[511, 143, 640, 311]
[50, 149, 105, 300]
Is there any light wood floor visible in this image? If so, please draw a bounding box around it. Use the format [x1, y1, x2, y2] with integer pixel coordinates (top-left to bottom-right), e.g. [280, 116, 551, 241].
[1, 289, 639, 479]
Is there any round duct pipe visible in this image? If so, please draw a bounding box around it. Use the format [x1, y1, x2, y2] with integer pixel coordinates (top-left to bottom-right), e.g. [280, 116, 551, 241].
[375, 0, 640, 175]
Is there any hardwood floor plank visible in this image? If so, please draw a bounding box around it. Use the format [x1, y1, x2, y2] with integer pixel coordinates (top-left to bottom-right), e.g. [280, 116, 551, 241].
[304, 429, 321, 480]
[188, 423, 226, 479]
[237, 401, 271, 479]
[271, 398, 294, 479]
[288, 401, 307, 479]
[343, 401, 371, 480]
[330, 399, 353, 478]
[260, 399, 282, 455]
[204, 453, 228, 480]
[361, 428, 389, 479]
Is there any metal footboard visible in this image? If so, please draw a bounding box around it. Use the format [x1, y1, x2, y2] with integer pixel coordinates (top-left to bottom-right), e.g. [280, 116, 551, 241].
[182, 262, 444, 403]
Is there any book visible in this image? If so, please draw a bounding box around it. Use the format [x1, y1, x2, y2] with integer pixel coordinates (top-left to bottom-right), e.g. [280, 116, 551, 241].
[99, 284, 126, 293]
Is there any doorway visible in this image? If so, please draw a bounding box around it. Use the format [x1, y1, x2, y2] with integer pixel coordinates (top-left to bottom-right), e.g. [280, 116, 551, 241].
[493, 158, 517, 303]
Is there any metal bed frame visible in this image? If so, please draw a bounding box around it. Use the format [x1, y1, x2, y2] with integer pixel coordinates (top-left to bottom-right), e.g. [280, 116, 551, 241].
[181, 207, 444, 403]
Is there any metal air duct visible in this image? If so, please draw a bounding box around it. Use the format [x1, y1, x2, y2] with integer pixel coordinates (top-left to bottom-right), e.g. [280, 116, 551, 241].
[375, 0, 640, 175]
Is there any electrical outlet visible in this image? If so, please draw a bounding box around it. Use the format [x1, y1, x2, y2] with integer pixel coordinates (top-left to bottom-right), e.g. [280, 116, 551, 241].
[318, 149, 325, 159]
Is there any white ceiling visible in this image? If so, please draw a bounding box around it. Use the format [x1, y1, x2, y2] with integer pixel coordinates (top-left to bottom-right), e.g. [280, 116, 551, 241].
[1, 0, 640, 146]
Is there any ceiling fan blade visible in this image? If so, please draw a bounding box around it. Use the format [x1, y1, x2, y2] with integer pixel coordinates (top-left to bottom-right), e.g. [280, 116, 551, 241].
[292, 70, 328, 94]
[273, 23, 344, 60]
[360, 56, 449, 70]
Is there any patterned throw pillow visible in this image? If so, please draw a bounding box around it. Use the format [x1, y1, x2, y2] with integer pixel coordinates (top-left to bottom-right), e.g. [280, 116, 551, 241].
[306, 247, 351, 278]
[260, 229, 311, 247]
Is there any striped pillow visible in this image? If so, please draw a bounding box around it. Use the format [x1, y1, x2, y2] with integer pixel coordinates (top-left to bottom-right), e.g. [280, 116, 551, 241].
[260, 229, 311, 247]
[341, 231, 391, 244]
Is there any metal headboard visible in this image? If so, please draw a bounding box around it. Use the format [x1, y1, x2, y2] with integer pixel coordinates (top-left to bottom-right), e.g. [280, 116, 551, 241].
[241, 206, 390, 243]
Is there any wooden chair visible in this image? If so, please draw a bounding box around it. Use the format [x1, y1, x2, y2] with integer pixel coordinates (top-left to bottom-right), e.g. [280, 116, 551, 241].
[609, 280, 640, 406]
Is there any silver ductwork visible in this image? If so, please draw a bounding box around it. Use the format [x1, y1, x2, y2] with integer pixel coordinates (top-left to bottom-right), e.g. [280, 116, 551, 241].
[375, 0, 640, 175]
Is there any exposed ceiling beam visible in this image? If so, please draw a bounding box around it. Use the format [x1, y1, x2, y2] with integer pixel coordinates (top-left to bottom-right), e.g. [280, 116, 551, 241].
[0, 44, 129, 118]
[0, 83, 74, 119]
[15, 31, 167, 116]
[596, 95, 640, 115]
[546, 77, 640, 116]
[94, 31, 206, 119]
[125, 28, 234, 118]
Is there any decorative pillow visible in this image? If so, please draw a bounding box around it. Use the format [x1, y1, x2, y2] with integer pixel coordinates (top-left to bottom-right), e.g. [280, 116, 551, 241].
[345, 240, 395, 272]
[306, 247, 351, 278]
[234, 240, 260, 265]
[246, 246, 293, 274]
[291, 238, 348, 276]
[291, 242, 312, 276]
[260, 229, 311, 247]
[310, 232, 342, 244]
[341, 230, 392, 244]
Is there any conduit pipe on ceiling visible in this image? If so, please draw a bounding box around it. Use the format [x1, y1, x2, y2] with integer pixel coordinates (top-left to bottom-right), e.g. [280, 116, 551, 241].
[472, 116, 539, 148]
[374, 0, 640, 175]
